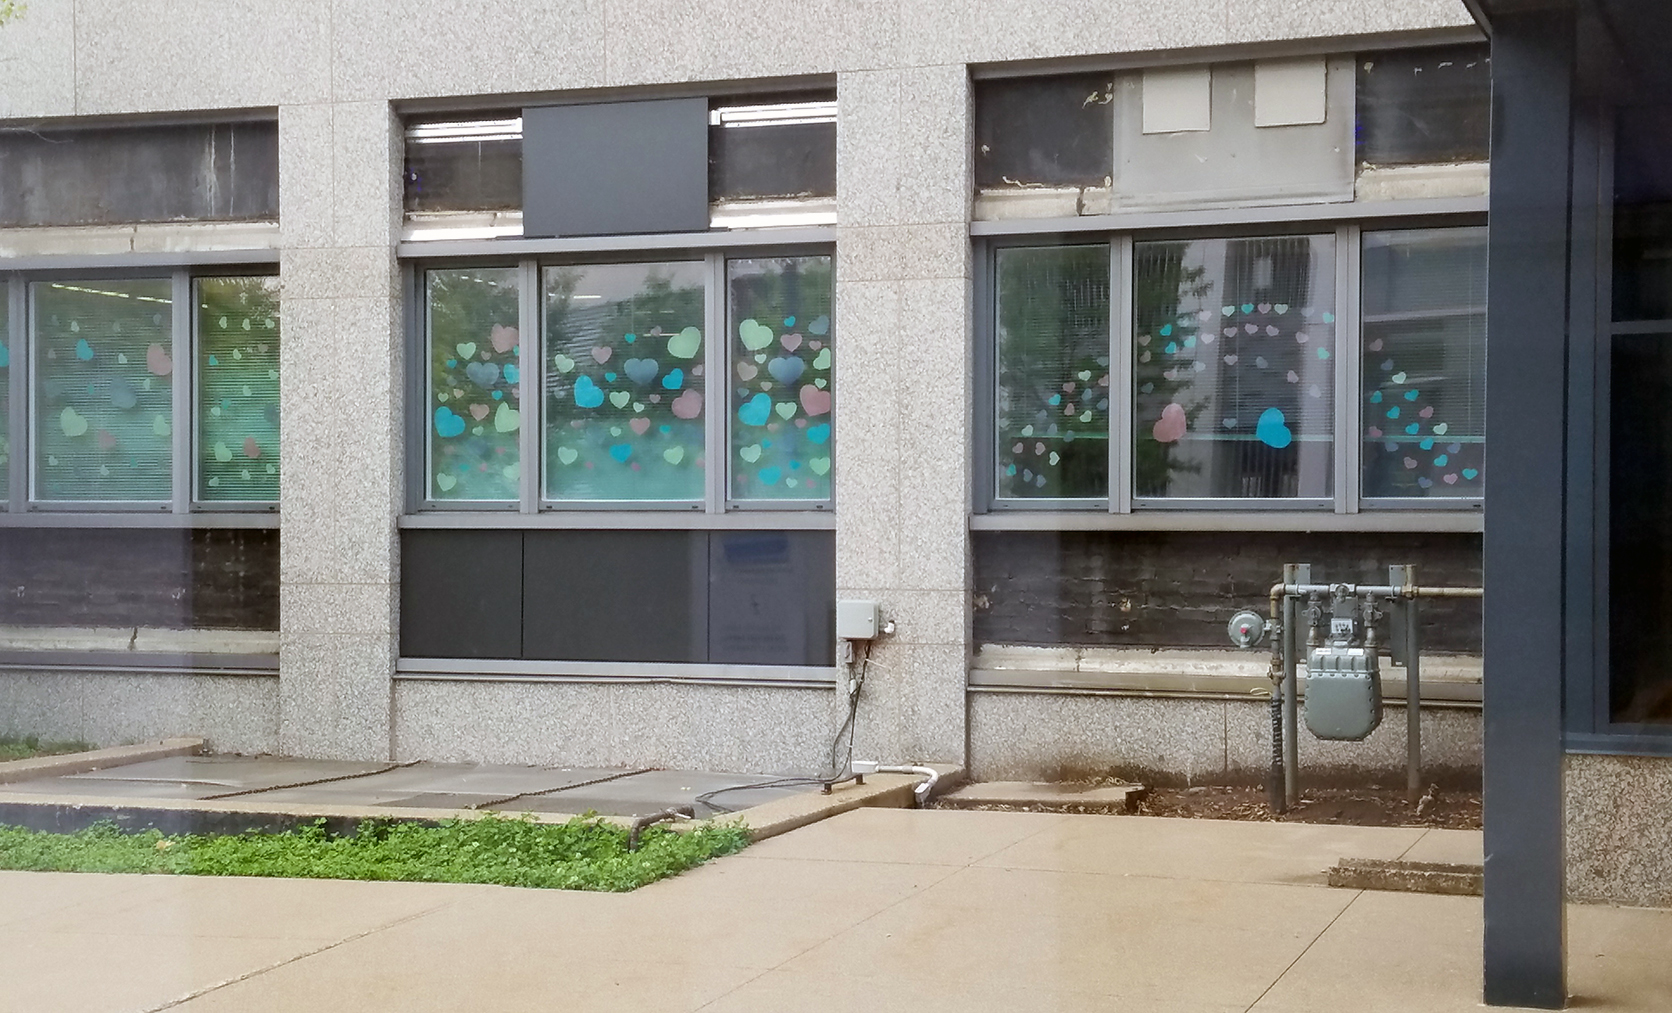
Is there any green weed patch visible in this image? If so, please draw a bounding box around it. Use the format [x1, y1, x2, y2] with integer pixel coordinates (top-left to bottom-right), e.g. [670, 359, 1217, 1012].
[0, 736, 96, 762]
[0, 814, 748, 891]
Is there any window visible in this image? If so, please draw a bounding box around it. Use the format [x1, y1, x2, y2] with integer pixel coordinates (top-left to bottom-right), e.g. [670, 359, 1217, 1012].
[980, 226, 1483, 512]
[1356, 45, 1491, 168]
[0, 271, 279, 510]
[415, 252, 833, 512]
[0, 121, 278, 228]
[974, 74, 1115, 191]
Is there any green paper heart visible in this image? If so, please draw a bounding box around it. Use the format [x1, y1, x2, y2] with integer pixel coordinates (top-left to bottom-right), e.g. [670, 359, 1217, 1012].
[117, 352, 129, 364]
[609, 391, 630, 409]
[1079, 411, 1093, 423]
[456, 342, 477, 359]
[1049, 451, 1061, 465]
[552, 353, 576, 373]
[472, 426, 485, 436]
[663, 446, 685, 465]
[1392, 371, 1408, 384]
[775, 402, 796, 420]
[557, 446, 579, 465]
[1433, 423, 1449, 435]
[633, 402, 646, 413]
[739, 318, 775, 350]
[214, 441, 233, 463]
[1077, 370, 1092, 381]
[813, 348, 832, 370]
[809, 456, 830, 475]
[435, 473, 457, 491]
[814, 378, 828, 389]
[207, 476, 219, 487]
[502, 462, 520, 480]
[666, 326, 702, 359]
[493, 402, 520, 433]
[268, 369, 278, 380]
[740, 444, 762, 463]
[609, 426, 622, 436]
[59, 407, 89, 437]
[240, 468, 251, 480]
[266, 464, 276, 475]
[152, 415, 170, 437]
[211, 406, 222, 417]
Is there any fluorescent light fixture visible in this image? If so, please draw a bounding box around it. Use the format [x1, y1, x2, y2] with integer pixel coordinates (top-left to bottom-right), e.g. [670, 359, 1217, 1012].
[709, 101, 838, 128]
[407, 118, 523, 144]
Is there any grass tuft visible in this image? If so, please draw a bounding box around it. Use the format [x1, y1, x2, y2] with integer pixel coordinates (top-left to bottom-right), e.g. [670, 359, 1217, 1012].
[0, 814, 749, 892]
[0, 736, 96, 763]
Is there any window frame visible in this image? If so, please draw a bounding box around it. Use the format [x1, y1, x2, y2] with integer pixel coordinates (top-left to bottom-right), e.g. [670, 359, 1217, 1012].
[0, 262, 280, 524]
[973, 211, 1487, 526]
[403, 240, 836, 522]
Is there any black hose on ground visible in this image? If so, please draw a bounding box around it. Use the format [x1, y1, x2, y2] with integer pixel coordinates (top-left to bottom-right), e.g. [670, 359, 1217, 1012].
[1269, 687, 1287, 814]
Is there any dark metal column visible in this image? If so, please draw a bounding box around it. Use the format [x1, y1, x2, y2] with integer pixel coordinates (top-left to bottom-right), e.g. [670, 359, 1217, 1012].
[1482, 6, 1574, 1008]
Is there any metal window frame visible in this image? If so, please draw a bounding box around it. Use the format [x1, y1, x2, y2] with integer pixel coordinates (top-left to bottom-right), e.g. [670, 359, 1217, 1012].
[404, 240, 837, 523]
[0, 264, 279, 526]
[972, 210, 1489, 528]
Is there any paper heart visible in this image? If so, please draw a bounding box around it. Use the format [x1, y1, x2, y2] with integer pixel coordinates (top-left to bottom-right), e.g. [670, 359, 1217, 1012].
[1224, 327, 1237, 338]
[572, 375, 605, 409]
[1368, 427, 1383, 438]
[1244, 323, 1258, 335]
[1048, 451, 1061, 465]
[1405, 423, 1420, 435]
[1078, 370, 1093, 381]
[469, 403, 489, 421]
[810, 456, 831, 475]
[739, 443, 763, 463]
[809, 315, 830, 336]
[1434, 454, 1450, 467]
[553, 353, 576, 373]
[1255, 357, 1268, 368]
[152, 415, 170, 437]
[1419, 406, 1434, 418]
[768, 356, 805, 385]
[1462, 469, 1478, 480]
[781, 333, 803, 352]
[1368, 339, 1383, 351]
[666, 326, 702, 359]
[813, 347, 832, 371]
[1404, 457, 1419, 469]
[1152, 403, 1186, 443]
[1286, 371, 1298, 383]
[115, 352, 127, 364]
[814, 378, 828, 389]
[1418, 477, 1434, 489]
[1433, 423, 1449, 435]
[609, 391, 630, 409]
[1138, 334, 1151, 346]
[244, 437, 261, 459]
[1295, 332, 1309, 344]
[739, 318, 775, 350]
[494, 402, 520, 433]
[1391, 372, 1408, 384]
[557, 446, 579, 465]
[109, 378, 138, 409]
[671, 390, 703, 420]
[591, 346, 612, 364]
[1266, 325, 1279, 337]
[1200, 333, 1214, 345]
[75, 338, 94, 361]
[1308, 385, 1322, 399]
[624, 358, 660, 385]
[738, 393, 772, 426]
[59, 407, 90, 438]
[737, 362, 758, 381]
[95, 429, 116, 450]
[146, 343, 173, 376]
[465, 361, 501, 387]
[1258, 303, 1272, 314]
[1443, 473, 1459, 484]
[754, 353, 767, 364]
[214, 441, 233, 463]
[1222, 306, 1236, 317]
[758, 466, 783, 485]
[630, 417, 651, 435]
[455, 342, 477, 359]
[1223, 417, 1239, 429]
[1255, 408, 1292, 449]
[435, 473, 457, 492]
[775, 402, 797, 420]
[609, 444, 633, 463]
[1224, 354, 1238, 365]
[490, 324, 518, 353]
[662, 368, 684, 390]
[502, 462, 519, 481]
[655, 445, 683, 466]
[1274, 304, 1290, 314]
[807, 423, 831, 444]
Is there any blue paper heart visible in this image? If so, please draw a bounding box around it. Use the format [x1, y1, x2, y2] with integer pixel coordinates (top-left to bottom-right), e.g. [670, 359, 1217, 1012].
[738, 393, 772, 426]
[1241, 303, 1255, 314]
[1164, 342, 1178, 354]
[446, 358, 457, 368]
[572, 375, 605, 409]
[783, 316, 796, 327]
[609, 443, 633, 462]
[807, 423, 831, 444]
[75, 338, 94, 361]
[434, 406, 466, 438]
[605, 372, 617, 382]
[1404, 390, 1420, 401]
[661, 368, 684, 390]
[1049, 394, 1062, 406]
[1387, 407, 1401, 419]
[0, 343, 8, 368]
[1420, 438, 1435, 450]
[759, 465, 783, 484]
[1434, 454, 1449, 466]
[1418, 477, 1434, 489]
[1160, 323, 1173, 336]
[1448, 443, 1462, 454]
[492, 391, 503, 400]
[624, 357, 660, 385]
[209, 354, 220, 366]
[109, 378, 138, 410]
[1255, 407, 1292, 449]
[767, 356, 805, 385]
[1317, 348, 1330, 360]
[1405, 423, 1420, 435]
[624, 333, 636, 344]
[504, 364, 520, 384]
[1463, 468, 1479, 480]
[809, 315, 830, 336]
[1183, 336, 1196, 348]
[1385, 440, 1398, 451]
[1370, 391, 1383, 403]
[465, 361, 500, 387]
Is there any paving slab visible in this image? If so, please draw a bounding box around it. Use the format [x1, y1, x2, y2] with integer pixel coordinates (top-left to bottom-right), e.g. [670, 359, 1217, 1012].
[251, 764, 637, 806]
[1399, 827, 1485, 865]
[0, 738, 204, 784]
[8, 755, 392, 801]
[493, 769, 815, 818]
[937, 779, 1146, 813]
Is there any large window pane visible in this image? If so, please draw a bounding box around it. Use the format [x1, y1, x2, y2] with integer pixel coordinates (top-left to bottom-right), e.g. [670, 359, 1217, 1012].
[974, 74, 1115, 189]
[0, 303, 8, 503]
[426, 268, 520, 502]
[1361, 229, 1486, 498]
[1133, 235, 1335, 500]
[197, 277, 280, 502]
[1610, 333, 1672, 723]
[543, 262, 707, 502]
[1355, 45, 1490, 167]
[1612, 102, 1672, 322]
[403, 115, 522, 214]
[995, 245, 1111, 499]
[32, 279, 173, 502]
[728, 256, 834, 501]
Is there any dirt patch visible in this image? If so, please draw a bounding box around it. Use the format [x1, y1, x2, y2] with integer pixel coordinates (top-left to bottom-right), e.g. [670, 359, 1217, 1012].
[1135, 784, 1481, 829]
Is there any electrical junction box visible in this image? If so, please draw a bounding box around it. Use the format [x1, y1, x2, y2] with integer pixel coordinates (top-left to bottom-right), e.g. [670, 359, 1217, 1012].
[1304, 645, 1383, 741]
[836, 600, 880, 640]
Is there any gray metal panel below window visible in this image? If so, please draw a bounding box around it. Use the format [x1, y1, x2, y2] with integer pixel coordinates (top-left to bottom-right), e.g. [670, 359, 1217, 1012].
[521, 529, 707, 663]
[521, 99, 710, 238]
[399, 529, 523, 659]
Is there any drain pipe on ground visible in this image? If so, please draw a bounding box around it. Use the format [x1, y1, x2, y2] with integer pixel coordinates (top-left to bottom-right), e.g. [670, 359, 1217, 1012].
[850, 760, 940, 806]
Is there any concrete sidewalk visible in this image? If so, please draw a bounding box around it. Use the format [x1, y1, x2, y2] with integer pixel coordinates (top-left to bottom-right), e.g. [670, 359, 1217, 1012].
[1, 810, 1667, 1012]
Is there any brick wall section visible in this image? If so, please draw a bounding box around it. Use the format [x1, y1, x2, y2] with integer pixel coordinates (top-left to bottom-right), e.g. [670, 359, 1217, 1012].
[973, 530, 1482, 653]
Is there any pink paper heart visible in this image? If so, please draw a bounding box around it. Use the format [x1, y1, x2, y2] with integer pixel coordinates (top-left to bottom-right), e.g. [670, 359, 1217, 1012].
[1404, 457, 1418, 469]
[670, 389, 703, 420]
[1137, 334, 1151, 346]
[1152, 403, 1187, 443]
[591, 346, 612, 364]
[1265, 325, 1279, 336]
[1012, 443, 1024, 454]
[244, 437, 261, 459]
[629, 417, 650, 435]
[1368, 427, 1382, 437]
[1223, 327, 1237, 338]
[1223, 354, 1238, 365]
[1286, 371, 1299, 383]
[1443, 473, 1459, 484]
[1295, 332, 1309, 344]
[781, 333, 803, 352]
[146, 342, 173, 376]
[1244, 323, 1258, 334]
[1258, 303, 1272, 314]
[800, 384, 832, 417]
[1368, 339, 1384, 351]
[737, 362, 758, 381]
[691, 365, 704, 376]
[469, 404, 489, 421]
[649, 394, 661, 403]
[1197, 310, 1215, 322]
[1098, 375, 1110, 386]
[1419, 406, 1434, 418]
[808, 341, 822, 350]
[1062, 381, 1076, 393]
[490, 324, 518, 353]
[96, 430, 116, 450]
[1200, 333, 1215, 345]
[1034, 442, 1046, 455]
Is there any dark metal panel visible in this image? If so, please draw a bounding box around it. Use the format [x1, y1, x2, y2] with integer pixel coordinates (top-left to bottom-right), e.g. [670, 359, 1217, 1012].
[399, 529, 523, 659]
[521, 529, 706, 663]
[521, 99, 710, 238]
[1481, 6, 1574, 1007]
[708, 530, 835, 667]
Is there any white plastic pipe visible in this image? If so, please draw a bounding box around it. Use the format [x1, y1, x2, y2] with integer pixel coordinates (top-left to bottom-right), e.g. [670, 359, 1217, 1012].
[875, 765, 940, 806]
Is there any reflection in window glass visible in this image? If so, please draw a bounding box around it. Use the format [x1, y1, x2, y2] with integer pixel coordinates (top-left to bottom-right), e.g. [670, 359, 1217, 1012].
[973, 74, 1115, 189]
[1361, 229, 1486, 498]
[0, 304, 8, 502]
[426, 268, 520, 502]
[728, 256, 834, 501]
[995, 245, 1110, 498]
[1356, 45, 1490, 167]
[32, 279, 174, 502]
[197, 277, 280, 502]
[543, 262, 706, 501]
[1610, 333, 1672, 723]
[1612, 102, 1672, 322]
[1133, 236, 1335, 500]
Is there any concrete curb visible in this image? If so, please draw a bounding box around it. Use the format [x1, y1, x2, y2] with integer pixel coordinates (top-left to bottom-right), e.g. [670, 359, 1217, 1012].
[0, 738, 205, 785]
[1327, 858, 1484, 896]
[935, 780, 1145, 814]
[723, 765, 964, 843]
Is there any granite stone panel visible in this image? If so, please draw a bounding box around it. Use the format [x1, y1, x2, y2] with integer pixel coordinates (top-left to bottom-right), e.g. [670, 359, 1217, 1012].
[0, 0, 76, 118]
[0, 671, 278, 754]
[1566, 754, 1672, 907]
[1225, 700, 1481, 785]
[969, 691, 1232, 783]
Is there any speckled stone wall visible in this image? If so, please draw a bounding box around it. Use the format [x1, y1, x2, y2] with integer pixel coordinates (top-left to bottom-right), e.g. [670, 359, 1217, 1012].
[1566, 754, 1672, 907]
[0, 672, 278, 754]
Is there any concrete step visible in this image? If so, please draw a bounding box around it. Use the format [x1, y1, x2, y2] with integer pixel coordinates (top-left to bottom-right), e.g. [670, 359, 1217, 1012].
[935, 780, 1146, 814]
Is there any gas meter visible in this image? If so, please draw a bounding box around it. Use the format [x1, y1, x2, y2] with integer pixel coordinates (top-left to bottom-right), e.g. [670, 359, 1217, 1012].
[1304, 590, 1383, 741]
